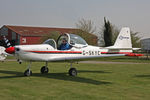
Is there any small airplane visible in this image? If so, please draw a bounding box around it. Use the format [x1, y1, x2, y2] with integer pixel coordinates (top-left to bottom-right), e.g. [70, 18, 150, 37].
[3, 27, 143, 76]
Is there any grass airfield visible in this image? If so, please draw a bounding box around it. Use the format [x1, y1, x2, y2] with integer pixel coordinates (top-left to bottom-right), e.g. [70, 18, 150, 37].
[0, 57, 150, 100]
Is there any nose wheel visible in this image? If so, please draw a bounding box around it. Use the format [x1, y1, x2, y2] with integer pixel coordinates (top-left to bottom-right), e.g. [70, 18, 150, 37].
[24, 62, 32, 76]
[24, 69, 32, 76]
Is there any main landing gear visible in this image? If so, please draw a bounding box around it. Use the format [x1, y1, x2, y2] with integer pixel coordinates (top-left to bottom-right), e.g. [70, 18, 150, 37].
[24, 61, 49, 76]
[24, 61, 77, 76]
[41, 62, 49, 74]
[68, 62, 77, 76]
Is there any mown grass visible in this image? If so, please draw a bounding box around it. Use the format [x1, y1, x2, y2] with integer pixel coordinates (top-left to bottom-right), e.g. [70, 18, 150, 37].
[0, 61, 150, 100]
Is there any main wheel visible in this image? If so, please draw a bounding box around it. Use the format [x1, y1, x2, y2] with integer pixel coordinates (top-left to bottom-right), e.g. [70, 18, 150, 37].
[68, 68, 77, 76]
[41, 66, 49, 74]
[24, 69, 32, 76]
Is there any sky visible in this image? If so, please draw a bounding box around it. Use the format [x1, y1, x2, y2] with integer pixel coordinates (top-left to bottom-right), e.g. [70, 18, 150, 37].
[0, 0, 150, 38]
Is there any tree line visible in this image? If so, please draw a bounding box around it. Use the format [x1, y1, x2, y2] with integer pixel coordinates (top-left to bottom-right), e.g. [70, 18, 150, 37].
[41, 17, 141, 48]
[76, 17, 141, 47]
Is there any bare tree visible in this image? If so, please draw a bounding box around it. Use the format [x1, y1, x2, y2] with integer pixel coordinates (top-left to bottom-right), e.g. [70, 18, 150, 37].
[111, 25, 120, 44]
[131, 31, 141, 48]
[76, 18, 96, 34]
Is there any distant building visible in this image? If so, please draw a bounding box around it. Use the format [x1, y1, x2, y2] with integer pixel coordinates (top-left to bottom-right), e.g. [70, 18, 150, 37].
[141, 38, 150, 52]
[0, 25, 97, 46]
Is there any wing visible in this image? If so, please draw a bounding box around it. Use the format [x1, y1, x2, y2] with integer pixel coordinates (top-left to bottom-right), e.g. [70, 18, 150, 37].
[0, 53, 7, 61]
[49, 54, 125, 61]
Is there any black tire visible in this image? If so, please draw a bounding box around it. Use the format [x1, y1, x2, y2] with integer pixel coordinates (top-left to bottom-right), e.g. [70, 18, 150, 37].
[41, 66, 49, 74]
[69, 68, 77, 76]
[24, 69, 32, 76]
[19, 62, 22, 64]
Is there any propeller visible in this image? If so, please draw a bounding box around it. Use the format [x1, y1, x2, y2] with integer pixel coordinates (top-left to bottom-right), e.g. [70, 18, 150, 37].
[1, 36, 22, 64]
[3, 36, 15, 54]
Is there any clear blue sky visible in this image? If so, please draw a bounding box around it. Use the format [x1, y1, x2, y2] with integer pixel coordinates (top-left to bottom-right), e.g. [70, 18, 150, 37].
[0, 0, 150, 38]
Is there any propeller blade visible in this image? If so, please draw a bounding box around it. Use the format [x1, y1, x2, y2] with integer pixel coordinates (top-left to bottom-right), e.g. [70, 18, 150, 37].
[3, 36, 11, 48]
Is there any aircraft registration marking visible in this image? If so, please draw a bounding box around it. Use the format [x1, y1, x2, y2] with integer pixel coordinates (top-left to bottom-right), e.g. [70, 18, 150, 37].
[82, 50, 101, 55]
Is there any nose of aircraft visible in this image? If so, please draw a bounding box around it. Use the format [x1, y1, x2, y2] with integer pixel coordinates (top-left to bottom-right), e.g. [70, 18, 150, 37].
[5, 47, 15, 54]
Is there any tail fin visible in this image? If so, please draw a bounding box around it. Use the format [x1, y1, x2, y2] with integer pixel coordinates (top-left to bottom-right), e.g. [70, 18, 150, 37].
[113, 27, 132, 48]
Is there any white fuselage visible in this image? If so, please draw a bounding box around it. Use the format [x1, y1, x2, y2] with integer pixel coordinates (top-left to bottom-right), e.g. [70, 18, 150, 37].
[14, 44, 101, 61]
[14, 44, 132, 62]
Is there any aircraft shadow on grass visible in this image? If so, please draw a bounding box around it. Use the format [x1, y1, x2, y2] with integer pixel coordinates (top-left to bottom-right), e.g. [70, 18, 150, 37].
[78, 70, 112, 74]
[135, 74, 150, 78]
[0, 70, 112, 85]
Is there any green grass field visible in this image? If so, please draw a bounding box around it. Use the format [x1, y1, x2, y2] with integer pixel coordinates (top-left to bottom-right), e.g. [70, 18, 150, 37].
[0, 58, 150, 100]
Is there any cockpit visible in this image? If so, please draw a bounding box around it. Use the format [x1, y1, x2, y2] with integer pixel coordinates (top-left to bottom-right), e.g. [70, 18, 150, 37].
[43, 33, 88, 50]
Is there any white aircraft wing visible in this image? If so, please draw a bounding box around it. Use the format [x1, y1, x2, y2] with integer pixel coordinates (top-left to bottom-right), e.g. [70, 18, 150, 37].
[0, 53, 7, 61]
[103, 47, 132, 50]
[49, 54, 125, 61]
[0, 46, 7, 61]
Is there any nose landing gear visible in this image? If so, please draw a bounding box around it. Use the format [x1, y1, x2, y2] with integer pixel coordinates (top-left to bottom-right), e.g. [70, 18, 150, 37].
[24, 69, 32, 76]
[24, 62, 32, 76]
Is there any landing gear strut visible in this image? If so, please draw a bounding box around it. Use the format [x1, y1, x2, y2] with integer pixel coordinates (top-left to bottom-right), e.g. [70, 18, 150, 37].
[41, 62, 49, 74]
[68, 62, 77, 76]
[24, 62, 32, 76]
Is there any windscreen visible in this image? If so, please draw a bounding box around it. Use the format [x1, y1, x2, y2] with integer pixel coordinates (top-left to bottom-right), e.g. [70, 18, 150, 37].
[43, 39, 56, 49]
[69, 34, 87, 45]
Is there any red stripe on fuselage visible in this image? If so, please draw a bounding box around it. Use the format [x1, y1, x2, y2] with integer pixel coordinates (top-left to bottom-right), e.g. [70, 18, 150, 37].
[24, 50, 82, 54]
[101, 52, 131, 54]
[101, 52, 143, 56]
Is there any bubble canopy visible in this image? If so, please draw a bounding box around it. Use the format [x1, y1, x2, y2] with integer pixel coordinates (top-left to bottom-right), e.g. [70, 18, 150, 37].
[57, 33, 88, 48]
[43, 33, 88, 49]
